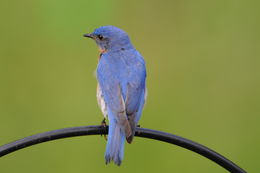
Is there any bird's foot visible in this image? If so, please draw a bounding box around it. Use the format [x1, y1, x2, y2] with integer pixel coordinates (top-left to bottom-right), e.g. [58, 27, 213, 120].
[101, 118, 107, 141]
[137, 124, 141, 127]
[101, 118, 107, 127]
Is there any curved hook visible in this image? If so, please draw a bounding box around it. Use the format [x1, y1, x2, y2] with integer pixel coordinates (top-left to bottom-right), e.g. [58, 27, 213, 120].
[0, 125, 246, 173]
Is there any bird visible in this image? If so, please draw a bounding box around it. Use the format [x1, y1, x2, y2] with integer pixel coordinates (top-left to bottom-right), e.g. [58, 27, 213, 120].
[84, 26, 147, 166]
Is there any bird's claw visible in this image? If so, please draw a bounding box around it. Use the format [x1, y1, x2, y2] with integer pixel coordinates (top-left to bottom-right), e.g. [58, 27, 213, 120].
[101, 118, 107, 141]
[101, 118, 107, 127]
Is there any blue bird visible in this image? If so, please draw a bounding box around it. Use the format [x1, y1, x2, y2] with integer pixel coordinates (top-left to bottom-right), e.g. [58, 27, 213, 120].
[84, 26, 147, 165]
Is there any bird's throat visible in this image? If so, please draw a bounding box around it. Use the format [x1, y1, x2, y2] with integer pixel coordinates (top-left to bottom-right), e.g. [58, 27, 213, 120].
[98, 48, 107, 60]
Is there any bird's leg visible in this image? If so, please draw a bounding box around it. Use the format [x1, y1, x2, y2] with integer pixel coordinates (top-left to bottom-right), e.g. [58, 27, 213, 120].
[101, 118, 107, 127]
[101, 118, 107, 141]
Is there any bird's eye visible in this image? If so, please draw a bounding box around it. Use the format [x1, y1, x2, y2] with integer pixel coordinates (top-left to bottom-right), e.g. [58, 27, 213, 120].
[97, 34, 103, 40]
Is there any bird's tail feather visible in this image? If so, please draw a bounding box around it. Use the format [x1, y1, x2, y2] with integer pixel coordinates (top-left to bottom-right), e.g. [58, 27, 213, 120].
[105, 118, 125, 166]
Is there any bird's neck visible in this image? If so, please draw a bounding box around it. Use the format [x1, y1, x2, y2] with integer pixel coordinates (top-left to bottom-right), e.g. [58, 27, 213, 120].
[108, 42, 134, 53]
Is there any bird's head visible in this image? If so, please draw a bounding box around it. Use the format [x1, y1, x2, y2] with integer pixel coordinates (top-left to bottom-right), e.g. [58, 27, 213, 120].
[84, 26, 133, 53]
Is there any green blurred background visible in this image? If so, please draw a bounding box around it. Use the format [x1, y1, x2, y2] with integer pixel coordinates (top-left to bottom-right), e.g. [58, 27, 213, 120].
[0, 0, 259, 172]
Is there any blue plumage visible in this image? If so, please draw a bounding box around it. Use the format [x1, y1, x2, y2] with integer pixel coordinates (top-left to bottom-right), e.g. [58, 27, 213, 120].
[84, 26, 147, 165]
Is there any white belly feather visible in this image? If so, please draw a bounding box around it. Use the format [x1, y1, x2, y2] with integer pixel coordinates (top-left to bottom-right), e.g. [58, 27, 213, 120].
[97, 84, 107, 118]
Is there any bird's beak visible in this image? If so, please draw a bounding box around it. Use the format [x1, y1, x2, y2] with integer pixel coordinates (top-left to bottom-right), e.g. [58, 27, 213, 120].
[83, 33, 94, 39]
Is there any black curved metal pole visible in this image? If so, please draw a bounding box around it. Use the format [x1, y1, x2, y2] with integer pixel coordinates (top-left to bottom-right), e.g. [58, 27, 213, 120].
[0, 125, 246, 173]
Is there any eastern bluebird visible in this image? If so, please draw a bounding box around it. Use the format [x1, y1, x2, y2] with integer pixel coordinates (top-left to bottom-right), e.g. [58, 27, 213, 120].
[84, 26, 147, 166]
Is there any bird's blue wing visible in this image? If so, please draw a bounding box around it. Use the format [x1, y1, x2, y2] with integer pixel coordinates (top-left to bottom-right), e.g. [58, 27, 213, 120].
[123, 51, 146, 142]
[124, 53, 146, 116]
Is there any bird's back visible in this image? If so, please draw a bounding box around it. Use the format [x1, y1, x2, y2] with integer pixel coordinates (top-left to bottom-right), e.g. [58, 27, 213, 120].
[97, 48, 146, 102]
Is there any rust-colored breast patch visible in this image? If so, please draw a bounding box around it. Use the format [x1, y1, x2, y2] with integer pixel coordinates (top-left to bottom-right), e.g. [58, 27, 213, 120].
[98, 49, 107, 61]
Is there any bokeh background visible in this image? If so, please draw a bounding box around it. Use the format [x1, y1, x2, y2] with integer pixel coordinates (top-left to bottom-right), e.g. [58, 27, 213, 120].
[0, 0, 259, 172]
